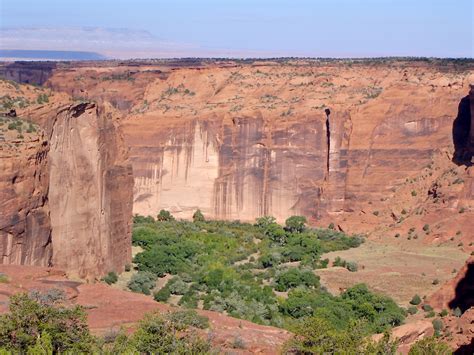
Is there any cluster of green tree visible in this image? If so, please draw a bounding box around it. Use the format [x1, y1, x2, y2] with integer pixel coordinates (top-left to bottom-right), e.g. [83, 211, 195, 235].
[0, 291, 210, 353]
[130, 211, 407, 335]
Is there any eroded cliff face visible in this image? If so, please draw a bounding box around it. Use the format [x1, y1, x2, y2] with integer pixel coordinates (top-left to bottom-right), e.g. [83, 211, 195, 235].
[48, 103, 133, 280]
[111, 63, 474, 234]
[0, 80, 133, 279]
[0, 121, 51, 266]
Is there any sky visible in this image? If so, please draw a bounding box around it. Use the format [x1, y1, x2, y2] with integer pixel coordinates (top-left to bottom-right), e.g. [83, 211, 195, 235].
[0, 0, 473, 58]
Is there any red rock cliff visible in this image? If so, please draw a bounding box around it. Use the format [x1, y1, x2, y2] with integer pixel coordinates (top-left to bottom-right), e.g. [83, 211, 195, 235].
[48, 103, 133, 280]
[0, 80, 133, 279]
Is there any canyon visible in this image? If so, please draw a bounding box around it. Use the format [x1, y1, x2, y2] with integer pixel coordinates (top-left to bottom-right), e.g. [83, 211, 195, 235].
[0, 59, 473, 352]
[41, 59, 474, 239]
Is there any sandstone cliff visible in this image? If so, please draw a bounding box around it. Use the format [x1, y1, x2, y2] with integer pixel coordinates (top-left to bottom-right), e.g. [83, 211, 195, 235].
[0, 80, 133, 279]
[48, 102, 133, 280]
[0, 118, 51, 266]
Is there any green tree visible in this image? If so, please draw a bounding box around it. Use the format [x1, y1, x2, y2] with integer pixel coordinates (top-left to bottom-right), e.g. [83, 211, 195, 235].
[192, 209, 205, 222]
[0, 293, 96, 353]
[285, 216, 307, 233]
[157, 209, 174, 221]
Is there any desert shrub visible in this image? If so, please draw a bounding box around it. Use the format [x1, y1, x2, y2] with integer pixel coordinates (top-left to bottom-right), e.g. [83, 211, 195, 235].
[165, 309, 209, 330]
[432, 318, 443, 336]
[124, 264, 131, 272]
[453, 307, 462, 317]
[274, 268, 320, 291]
[346, 261, 358, 272]
[410, 294, 422, 305]
[411, 190, 417, 197]
[422, 304, 433, 312]
[0, 293, 96, 353]
[407, 306, 418, 315]
[439, 309, 448, 317]
[157, 209, 174, 221]
[128, 271, 157, 295]
[178, 289, 199, 308]
[285, 215, 307, 233]
[125, 312, 210, 353]
[408, 336, 451, 355]
[423, 224, 430, 232]
[154, 287, 171, 302]
[36, 93, 49, 104]
[333, 256, 347, 268]
[102, 271, 118, 285]
[0, 274, 8, 283]
[168, 276, 189, 295]
[192, 209, 205, 222]
[425, 311, 435, 318]
[432, 278, 440, 285]
[259, 252, 282, 268]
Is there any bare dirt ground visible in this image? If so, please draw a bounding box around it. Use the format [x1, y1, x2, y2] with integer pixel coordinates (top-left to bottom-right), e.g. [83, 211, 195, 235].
[316, 239, 468, 306]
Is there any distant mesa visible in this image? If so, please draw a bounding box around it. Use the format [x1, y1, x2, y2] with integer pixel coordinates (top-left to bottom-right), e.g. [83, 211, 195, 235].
[0, 49, 107, 61]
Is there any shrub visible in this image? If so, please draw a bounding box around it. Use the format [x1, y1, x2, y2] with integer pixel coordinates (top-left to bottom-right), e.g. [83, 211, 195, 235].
[36, 93, 49, 104]
[157, 209, 174, 221]
[165, 309, 209, 330]
[432, 319, 443, 336]
[407, 306, 418, 315]
[0, 273, 8, 283]
[346, 261, 358, 272]
[372, 211, 379, 216]
[423, 224, 430, 232]
[411, 190, 417, 197]
[453, 307, 462, 317]
[328, 223, 335, 230]
[284, 316, 366, 354]
[284, 215, 307, 233]
[192, 209, 205, 222]
[333, 256, 347, 268]
[439, 309, 448, 317]
[102, 271, 118, 285]
[408, 336, 451, 355]
[422, 304, 433, 312]
[154, 287, 171, 302]
[432, 278, 439, 285]
[410, 294, 422, 305]
[128, 272, 157, 295]
[168, 276, 189, 295]
[124, 264, 131, 272]
[128, 312, 210, 353]
[274, 268, 320, 291]
[425, 311, 435, 318]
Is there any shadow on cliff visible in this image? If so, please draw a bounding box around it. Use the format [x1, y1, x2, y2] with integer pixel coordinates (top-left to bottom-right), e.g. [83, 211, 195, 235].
[449, 261, 474, 354]
[455, 339, 474, 355]
[452, 95, 472, 166]
[448, 261, 474, 312]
